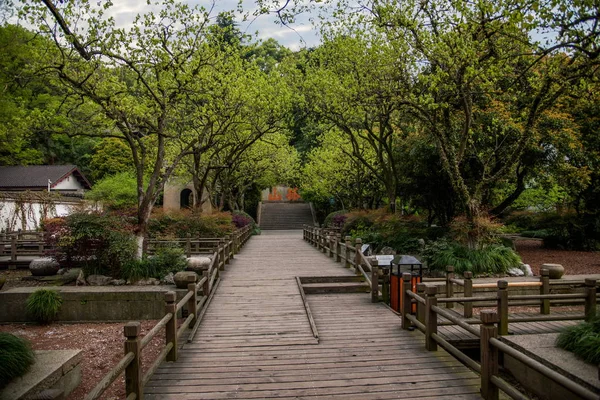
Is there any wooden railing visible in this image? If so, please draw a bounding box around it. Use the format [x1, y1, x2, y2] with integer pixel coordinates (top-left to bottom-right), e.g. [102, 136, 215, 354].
[400, 272, 598, 400]
[0, 232, 50, 262]
[303, 225, 378, 302]
[84, 224, 252, 400]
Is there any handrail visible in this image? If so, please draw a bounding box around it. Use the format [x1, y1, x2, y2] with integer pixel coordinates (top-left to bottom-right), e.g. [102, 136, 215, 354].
[402, 279, 598, 400]
[85, 224, 253, 400]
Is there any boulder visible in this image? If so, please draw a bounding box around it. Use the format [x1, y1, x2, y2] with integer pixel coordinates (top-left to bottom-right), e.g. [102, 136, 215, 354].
[59, 268, 82, 284]
[75, 270, 86, 286]
[542, 263, 565, 279]
[163, 272, 175, 285]
[110, 279, 126, 286]
[174, 271, 197, 289]
[520, 263, 533, 277]
[86, 274, 113, 286]
[186, 256, 212, 273]
[507, 267, 525, 277]
[29, 258, 60, 276]
[379, 246, 396, 255]
[133, 278, 160, 286]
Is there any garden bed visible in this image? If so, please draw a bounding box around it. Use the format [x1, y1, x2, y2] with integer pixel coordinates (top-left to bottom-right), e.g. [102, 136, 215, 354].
[0, 321, 168, 400]
[515, 240, 600, 275]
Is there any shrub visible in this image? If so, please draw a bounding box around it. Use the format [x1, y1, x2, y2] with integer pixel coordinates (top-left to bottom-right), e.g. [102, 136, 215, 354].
[26, 289, 63, 324]
[520, 229, 550, 239]
[232, 210, 256, 229]
[85, 172, 137, 210]
[148, 210, 233, 238]
[423, 240, 521, 275]
[122, 245, 187, 281]
[556, 317, 600, 365]
[324, 210, 347, 228]
[0, 333, 35, 388]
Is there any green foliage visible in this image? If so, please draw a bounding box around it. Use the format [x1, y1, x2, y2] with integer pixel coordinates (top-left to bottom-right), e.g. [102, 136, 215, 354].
[556, 317, 600, 365]
[85, 172, 137, 210]
[89, 138, 133, 181]
[520, 230, 550, 239]
[423, 240, 522, 275]
[0, 333, 35, 388]
[44, 212, 136, 277]
[122, 245, 187, 281]
[323, 210, 347, 228]
[26, 289, 63, 324]
[148, 210, 234, 239]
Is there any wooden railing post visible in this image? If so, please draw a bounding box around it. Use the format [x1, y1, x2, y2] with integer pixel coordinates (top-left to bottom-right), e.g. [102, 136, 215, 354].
[316, 229, 322, 251]
[446, 266, 454, 309]
[354, 238, 363, 275]
[165, 291, 178, 362]
[425, 285, 438, 351]
[480, 310, 499, 400]
[540, 268, 550, 315]
[402, 273, 412, 329]
[335, 234, 342, 262]
[463, 271, 473, 318]
[10, 235, 16, 262]
[326, 233, 332, 257]
[187, 281, 198, 327]
[497, 280, 509, 335]
[416, 283, 426, 325]
[225, 235, 232, 262]
[219, 239, 226, 271]
[371, 264, 379, 303]
[124, 322, 142, 400]
[382, 266, 390, 304]
[344, 236, 352, 268]
[585, 278, 597, 322]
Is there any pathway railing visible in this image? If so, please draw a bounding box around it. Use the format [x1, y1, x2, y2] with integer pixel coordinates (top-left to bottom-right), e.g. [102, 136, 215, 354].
[0, 232, 49, 263]
[303, 225, 378, 302]
[84, 224, 252, 400]
[401, 273, 598, 400]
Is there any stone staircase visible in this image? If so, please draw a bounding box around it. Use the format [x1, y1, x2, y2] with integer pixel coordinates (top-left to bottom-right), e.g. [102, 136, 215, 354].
[259, 202, 314, 230]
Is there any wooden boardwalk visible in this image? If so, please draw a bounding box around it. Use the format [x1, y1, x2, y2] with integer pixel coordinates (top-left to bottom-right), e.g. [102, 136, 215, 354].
[145, 231, 480, 399]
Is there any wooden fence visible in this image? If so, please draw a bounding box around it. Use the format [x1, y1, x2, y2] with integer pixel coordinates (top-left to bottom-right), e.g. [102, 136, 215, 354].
[0, 232, 49, 262]
[402, 273, 598, 400]
[84, 224, 252, 400]
[303, 225, 379, 302]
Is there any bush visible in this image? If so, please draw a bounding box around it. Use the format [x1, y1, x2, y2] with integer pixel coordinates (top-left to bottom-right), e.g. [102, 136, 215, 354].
[423, 240, 521, 275]
[26, 289, 63, 324]
[520, 229, 550, 239]
[85, 172, 137, 210]
[44, 212, 137, 277]
[148, 210, 233, 239]
[556, 317, 600, 365]
[122, 245, 188, 281]
[232, 210, 256, 229]
[0, 333, 35, 388]
[324, 210, 347, 228]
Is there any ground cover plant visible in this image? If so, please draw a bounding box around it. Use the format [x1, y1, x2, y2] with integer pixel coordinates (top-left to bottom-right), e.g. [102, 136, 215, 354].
[148, 210, 234, 239]
[26, 289, 63, 324]
[0, 333, 35, 388]
[556, 317, 600, 365]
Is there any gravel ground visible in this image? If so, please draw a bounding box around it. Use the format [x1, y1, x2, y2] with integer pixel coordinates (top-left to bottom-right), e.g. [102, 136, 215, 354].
[0, 321, 165, 400]
[514, 239, 600, 275]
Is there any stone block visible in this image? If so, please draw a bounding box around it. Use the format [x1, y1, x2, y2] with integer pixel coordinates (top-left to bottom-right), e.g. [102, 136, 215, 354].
[29, 258, 60, 276]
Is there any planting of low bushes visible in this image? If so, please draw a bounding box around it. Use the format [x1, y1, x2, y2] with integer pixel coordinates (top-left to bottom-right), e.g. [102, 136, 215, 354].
[121, 245, 188, 281]
[148, 210, 233, 238]
[26, 289, 63, 324]
[324, 210, 347, 228]
[556, 317, 600, 365]
[422, 239, 522, 275]
[0, 333, 35, 388]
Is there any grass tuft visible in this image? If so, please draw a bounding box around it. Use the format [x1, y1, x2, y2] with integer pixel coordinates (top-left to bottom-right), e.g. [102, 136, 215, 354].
[556, 317, 600, 365]
[26, 289, 63, 324]
[0, 332, 35, 388]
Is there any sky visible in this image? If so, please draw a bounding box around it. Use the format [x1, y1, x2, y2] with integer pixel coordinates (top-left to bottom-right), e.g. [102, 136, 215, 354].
[105, 0, 322, 51]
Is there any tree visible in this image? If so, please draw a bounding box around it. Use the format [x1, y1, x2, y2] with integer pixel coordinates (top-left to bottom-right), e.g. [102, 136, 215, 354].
[25, 0, 260, 256]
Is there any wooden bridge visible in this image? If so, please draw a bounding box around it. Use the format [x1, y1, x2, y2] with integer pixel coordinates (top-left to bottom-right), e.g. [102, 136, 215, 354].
[144, 231, 481, 399]
[85, 227, 598, 400]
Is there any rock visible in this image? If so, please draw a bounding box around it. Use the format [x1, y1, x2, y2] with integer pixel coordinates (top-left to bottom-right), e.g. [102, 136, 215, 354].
[379, 246, 396, 255]
[76, 270, 86, 286]
[186, 256, 212, 273]
[57, 268, 67, 275]
[417, 238, 426, 248]
[110, 279, 126, 286]
[507, 267, 525, 277]
[361, 244, 372, 256]
[174, 271, 197, 289]
[60, 268, 82, 284]
[163, 272, 175, 285]
[542, 263, 565, 279]
[29, 258, 60, 276]
[134, 278, 160, 286]
[86, 274, 113, 286]
[520, 263, 533, 277]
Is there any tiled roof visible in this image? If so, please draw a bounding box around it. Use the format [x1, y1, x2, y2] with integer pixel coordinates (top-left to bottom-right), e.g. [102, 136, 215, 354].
[0, 165, 91, 190]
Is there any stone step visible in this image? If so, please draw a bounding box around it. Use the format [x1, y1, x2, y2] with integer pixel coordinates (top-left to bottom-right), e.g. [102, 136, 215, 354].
[301, 282, 370, 294]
